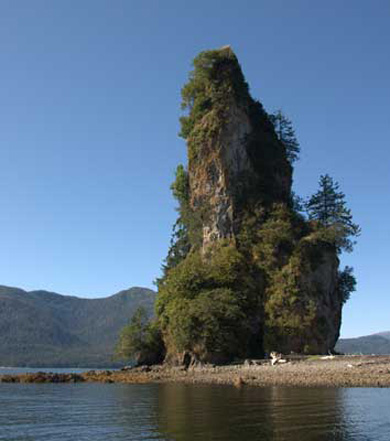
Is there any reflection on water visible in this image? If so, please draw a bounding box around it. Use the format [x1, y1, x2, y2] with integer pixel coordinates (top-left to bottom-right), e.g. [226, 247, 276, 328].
[157, 385, 350, 441]
[0, 383, 389, 440]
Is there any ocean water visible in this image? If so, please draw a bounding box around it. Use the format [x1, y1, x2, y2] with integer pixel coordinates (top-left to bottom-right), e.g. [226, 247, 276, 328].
[0, 367, 101, 375]
[0, 381, 390, 440]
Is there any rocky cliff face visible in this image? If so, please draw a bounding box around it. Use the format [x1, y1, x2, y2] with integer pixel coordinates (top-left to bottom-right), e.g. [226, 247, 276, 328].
[264, 244, 342, 355]
[301, 249, 342, 353]
[187, 49, 292, 250]
[157, 47, 342, 362]
[189, 103, 254, 246]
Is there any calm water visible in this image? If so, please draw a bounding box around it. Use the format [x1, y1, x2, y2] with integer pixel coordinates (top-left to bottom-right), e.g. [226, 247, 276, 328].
[0, 368, 102, 375]
[0, 382, 389, 440]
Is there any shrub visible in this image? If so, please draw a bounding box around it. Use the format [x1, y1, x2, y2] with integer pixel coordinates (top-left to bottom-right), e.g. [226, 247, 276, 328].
[156, 243, 262, 361]
[115, 307, 164, 365]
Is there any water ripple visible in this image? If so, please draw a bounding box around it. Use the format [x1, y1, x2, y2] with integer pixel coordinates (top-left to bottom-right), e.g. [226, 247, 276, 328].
[0, 383, 389, 440]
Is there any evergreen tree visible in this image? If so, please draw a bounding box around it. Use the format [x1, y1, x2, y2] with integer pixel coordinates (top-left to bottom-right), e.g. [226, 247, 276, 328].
[337, 266, 357, 304]
[115, 307, 164, 365]
[157, 165, 191, 286]
[163, 219, 190, 274]
[306, 174, 361, 252]
[269, 110, 300, 164]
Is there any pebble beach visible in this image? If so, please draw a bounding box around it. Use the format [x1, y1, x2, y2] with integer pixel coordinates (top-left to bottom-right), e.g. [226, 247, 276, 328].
[2, 355, 390, 388]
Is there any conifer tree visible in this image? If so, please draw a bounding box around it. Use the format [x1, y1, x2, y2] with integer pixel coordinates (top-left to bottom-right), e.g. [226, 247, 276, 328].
[159, 165, 191, 281]
[115, 307, 164, 365]
[306, 174, 361, 252]
[269, 110, 300, 164]
[337, 266, 357, 304]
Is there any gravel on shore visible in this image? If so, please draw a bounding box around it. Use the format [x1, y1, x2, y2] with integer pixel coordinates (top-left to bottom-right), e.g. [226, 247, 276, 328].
[2, 356, 390, 387]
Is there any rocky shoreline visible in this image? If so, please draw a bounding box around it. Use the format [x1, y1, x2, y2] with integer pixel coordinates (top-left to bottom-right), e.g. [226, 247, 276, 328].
[2, 356, 390, 387]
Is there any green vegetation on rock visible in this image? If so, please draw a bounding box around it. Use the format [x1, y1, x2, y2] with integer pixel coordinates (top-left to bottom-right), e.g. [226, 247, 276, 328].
[337, 266, 357, 305]
[179, 47, 250, 144]
[269, 110, 300, 165]
[157, 243, 262, 363]
[115, 307, 164, 366]
[306, 174, 361, 253]
[120, 46, 360, 364]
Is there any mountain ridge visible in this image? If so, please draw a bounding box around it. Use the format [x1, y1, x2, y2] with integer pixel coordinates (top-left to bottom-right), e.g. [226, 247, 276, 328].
[336, 332, 390, 354]
[0, 285, 156, 367]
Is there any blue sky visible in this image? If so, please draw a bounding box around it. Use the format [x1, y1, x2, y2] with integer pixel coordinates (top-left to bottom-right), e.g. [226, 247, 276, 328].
[0, 1, 388, 338]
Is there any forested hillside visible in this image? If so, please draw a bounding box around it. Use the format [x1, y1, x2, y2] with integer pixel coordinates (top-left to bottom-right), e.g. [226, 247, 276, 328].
[0, 286, 155, 367]
[336, 333, 390, 355]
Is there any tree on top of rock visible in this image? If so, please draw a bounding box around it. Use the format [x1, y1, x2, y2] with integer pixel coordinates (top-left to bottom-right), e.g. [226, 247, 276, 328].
[306, 174, 361, 252]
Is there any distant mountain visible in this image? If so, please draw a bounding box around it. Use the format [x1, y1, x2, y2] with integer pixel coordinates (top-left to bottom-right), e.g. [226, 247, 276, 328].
[336, 331, 390, 355]
[374, 331, 390, 340]
[0, 285, 156, 367]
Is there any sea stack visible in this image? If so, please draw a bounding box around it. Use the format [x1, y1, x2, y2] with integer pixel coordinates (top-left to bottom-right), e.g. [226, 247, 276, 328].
[157, 47, 343, 364]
